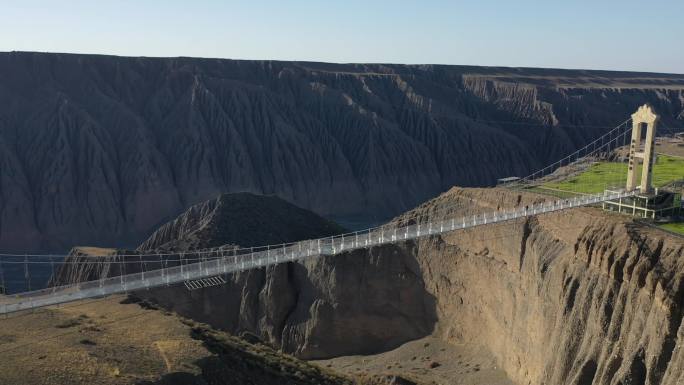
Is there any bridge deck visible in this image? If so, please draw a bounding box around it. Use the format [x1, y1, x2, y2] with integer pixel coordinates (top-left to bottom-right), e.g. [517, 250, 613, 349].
[0, 190, 635, 315]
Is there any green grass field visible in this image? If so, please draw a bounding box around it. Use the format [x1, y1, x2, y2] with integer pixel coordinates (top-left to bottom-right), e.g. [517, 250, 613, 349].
[542, 155, 684, 194]
[659, 222, 684, 235]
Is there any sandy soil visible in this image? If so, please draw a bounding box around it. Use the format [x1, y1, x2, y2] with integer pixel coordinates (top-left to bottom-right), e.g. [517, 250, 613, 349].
[314, 336, 515, 385]
[0, 295, 207, 385]
[0, 294, 367, 385]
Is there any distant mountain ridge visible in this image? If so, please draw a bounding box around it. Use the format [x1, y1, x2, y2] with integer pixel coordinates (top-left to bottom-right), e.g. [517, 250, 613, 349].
[0, 51, 682, 252]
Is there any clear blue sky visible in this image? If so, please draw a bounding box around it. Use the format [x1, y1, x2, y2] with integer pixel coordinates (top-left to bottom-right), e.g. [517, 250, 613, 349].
[1, 0, 682, 73]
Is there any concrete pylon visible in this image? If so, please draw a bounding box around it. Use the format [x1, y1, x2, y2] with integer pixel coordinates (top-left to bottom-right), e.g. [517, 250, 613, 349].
[626, 104, 658, 193]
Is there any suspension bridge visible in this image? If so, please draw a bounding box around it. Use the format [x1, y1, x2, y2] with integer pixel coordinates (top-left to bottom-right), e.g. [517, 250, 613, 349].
[0, 105, 672, 315]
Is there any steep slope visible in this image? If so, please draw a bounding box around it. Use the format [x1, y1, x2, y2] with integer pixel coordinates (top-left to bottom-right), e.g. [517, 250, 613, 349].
[138, 192, 346, 251]
[394, 187, 684, 385]
[1, 52, 683, 252]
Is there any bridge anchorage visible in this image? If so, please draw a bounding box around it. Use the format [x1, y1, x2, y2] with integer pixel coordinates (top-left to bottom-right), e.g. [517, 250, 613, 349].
[0, 104, 678, 315]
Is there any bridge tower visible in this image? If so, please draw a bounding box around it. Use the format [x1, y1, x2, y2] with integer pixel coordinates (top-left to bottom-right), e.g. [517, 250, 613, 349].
[626, 104, 658, 193]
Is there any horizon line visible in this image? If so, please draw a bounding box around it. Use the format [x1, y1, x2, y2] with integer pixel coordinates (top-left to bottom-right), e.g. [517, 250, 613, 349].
[4, 50, 684, 77]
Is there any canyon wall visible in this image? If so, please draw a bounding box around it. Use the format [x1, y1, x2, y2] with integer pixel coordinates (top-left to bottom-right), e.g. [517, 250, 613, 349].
[54, 187, 684, 384]
[400, 188, 684, 385]
[140, 187, 684, 383]
[1, 52, 683, 252]
[53, 192, 437, 360]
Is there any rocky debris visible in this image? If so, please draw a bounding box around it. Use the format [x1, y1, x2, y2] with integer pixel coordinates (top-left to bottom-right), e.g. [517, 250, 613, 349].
[1, 52, 683, 252]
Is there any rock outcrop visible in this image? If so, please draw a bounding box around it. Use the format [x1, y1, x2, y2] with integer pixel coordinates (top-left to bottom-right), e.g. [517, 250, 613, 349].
[1, 51, 683, 252]
[144, 243, 437, 360]
[138, 192, 346, 251]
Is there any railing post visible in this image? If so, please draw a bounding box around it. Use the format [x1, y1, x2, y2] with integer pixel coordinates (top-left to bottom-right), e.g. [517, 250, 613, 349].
[159, 253, 164, 285]
[49, 256, 56, 294]
[221, 250, 227, 275]
[140, 255, 145, 282]
[180, 253, 185, 280]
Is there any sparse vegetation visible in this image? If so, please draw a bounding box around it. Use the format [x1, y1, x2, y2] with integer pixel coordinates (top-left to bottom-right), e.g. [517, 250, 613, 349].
[55, 318, 82, 329]
[186, 323, 353, 385]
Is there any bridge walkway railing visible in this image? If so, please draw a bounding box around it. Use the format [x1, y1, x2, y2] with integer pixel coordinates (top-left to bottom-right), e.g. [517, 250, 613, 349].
[0, 189, 636, 315]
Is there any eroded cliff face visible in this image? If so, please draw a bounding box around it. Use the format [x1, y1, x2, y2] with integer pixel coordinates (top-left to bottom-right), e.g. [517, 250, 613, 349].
[52, 187, 684, 384]
[53, 192, 437, 360]
[400, 188, 684, 385]
[1, 52, 683, 252]
[144, 244, 436, 360]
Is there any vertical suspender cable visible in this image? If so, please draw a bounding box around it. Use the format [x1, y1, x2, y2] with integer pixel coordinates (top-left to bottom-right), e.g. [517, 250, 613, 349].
[24, 254, 31, 292]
